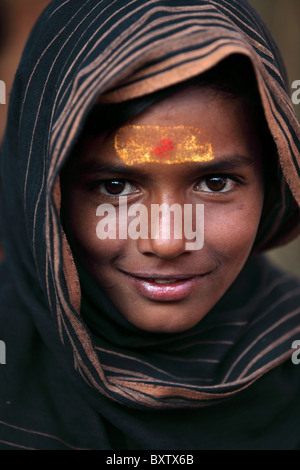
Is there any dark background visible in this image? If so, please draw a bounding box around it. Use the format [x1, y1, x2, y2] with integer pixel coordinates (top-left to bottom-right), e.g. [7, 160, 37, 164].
[0, 0, 299, 278]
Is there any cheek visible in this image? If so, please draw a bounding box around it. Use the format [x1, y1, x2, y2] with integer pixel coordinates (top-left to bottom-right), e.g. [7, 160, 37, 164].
[64, 195, 125, 265]
[204, 201, 263, 261]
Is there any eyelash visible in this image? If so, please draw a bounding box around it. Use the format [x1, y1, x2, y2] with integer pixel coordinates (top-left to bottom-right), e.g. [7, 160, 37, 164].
[92, 174, 245, 198]
[194, 174, 245, 193]
[93, 179, 139, 197]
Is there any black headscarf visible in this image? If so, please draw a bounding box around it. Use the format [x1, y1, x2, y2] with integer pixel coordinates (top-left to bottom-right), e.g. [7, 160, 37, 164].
[1, 0, 300, 450]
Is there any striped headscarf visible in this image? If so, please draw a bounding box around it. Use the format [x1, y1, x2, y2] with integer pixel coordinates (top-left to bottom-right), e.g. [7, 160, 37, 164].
[1, 0, 300, 449]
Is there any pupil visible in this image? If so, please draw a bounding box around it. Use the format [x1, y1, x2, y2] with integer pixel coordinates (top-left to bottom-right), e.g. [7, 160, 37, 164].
[105, 180, 125, 194]
[206, 177, 226, 191]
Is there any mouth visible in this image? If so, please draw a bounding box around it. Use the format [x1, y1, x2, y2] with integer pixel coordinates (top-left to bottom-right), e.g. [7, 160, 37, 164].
[120, 271, 211, 302]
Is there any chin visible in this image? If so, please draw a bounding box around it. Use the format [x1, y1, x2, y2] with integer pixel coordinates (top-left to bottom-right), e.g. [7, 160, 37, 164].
[121, 303, 210, 334]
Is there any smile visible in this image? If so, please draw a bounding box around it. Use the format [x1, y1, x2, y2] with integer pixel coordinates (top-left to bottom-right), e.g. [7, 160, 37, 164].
[121, 271, 210, 302]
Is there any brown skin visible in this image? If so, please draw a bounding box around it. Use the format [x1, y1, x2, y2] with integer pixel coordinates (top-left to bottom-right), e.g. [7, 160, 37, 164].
[61, 86, 264, 333]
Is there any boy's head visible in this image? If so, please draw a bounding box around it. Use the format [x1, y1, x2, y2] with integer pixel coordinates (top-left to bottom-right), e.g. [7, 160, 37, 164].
[61, 56, 266, 333]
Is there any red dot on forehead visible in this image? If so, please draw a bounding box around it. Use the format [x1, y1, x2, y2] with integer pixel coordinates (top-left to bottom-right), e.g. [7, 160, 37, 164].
[152, 138, 175, 159]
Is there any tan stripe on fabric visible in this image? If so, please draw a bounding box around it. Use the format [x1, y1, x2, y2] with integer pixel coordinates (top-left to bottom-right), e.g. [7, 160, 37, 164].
[0, 419, 90, 450]
[222, 308, 300, 382]
[238, 326, 300, 380]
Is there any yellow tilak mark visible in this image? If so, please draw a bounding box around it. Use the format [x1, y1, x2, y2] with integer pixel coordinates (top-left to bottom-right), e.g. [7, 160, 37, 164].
[114, 125, 214, 165]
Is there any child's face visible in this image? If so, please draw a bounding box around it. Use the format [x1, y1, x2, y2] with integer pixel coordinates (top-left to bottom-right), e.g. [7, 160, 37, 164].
[62, 85, 264, 333]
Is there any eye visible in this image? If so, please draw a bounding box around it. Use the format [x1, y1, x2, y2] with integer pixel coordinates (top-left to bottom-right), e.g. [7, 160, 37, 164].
[194, 175, 238, 193]
[96, 179, 137, 196]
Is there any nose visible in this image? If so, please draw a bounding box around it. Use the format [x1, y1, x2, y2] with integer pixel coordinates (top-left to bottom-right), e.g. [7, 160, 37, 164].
[136, 200, 189, 259]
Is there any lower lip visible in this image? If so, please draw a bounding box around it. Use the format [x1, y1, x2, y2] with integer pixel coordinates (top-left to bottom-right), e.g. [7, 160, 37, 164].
[125, 274, 208, 302]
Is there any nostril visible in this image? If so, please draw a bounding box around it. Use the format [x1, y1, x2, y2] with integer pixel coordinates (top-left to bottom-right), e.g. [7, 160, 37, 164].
[137, 235, 189, 260]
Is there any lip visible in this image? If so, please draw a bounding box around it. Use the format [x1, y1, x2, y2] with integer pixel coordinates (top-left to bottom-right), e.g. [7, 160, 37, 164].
[121, 271, 210, 302]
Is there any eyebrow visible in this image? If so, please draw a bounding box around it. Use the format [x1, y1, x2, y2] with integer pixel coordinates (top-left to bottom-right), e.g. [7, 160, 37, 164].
[75, 161, 150, 178]
[76, 154, 256, 176]
[196, 154, 256, 171]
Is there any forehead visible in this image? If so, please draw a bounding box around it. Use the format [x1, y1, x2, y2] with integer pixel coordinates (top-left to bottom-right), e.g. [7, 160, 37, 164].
[71, 84, 262, 172]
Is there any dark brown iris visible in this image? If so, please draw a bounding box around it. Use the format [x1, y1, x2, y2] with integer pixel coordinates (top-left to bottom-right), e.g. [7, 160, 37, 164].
[104, 180, 126, 194]
[205, 176, 227, 192]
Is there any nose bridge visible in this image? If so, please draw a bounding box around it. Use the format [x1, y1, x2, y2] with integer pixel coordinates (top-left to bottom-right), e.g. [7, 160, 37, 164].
[151, 200, 183, 241]
[137, 190, 188, 259]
